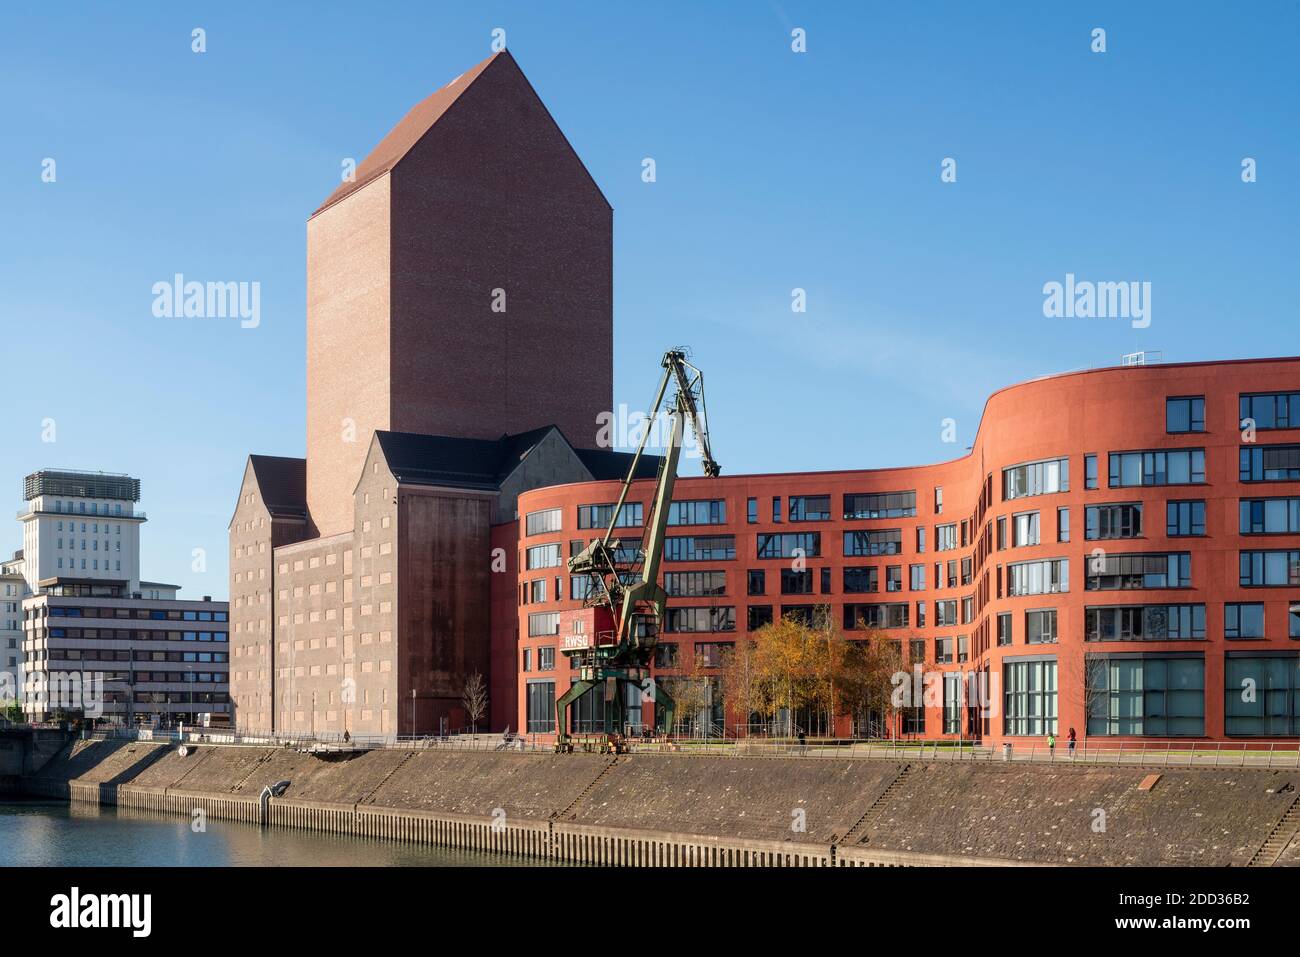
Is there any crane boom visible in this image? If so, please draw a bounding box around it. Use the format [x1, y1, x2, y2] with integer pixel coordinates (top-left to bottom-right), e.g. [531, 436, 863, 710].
[555, 349, 720, 751]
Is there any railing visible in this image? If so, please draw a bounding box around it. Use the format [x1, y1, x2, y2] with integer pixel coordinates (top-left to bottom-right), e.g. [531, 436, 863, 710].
[83, 725, 556, 753]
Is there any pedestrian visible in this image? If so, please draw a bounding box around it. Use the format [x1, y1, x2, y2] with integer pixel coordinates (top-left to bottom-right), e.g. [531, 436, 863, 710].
[1068, 727, 1077, 757]
[1047, 731, 1056, 757]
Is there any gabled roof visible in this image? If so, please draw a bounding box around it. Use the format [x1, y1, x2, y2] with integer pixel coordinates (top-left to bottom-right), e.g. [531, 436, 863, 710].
[247, 455, 307, 518]
[373, 426, 663, 492]
[312, 51, 503, 217]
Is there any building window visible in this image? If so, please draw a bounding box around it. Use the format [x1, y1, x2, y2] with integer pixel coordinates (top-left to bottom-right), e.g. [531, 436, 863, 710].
[772, 497, 782, 523]
[653, 642, 679, 668]
[1085, 502, 1143, 540]
[1025, 609, 1057, 644]
[1108, 449, 1205, 487]
[1086, 552, 1190, 591]
[1225, 656, 1300, 736]
[1167, 500, 1206, 537]
[1057, 507, 1070, 543]
[664, 571, 727, 597]
[843, 491, 916, 520]
[525, 508, 562, 536]
[1085, 604, 1205, 641]
[1007, 559, 1069, 596]
[841, 529, 900, 558]
[1087, 656, 1204, 736]
[934, 524, 957, 552]
[747, 569, 765, 596]
[665, 535, 736, 562]
[909, 639, 926, 664]
[788, 495, 831, 522]
[943, 673, 963, 734]
[1239, 550, 1300, 587]
[1166, 396, 1205, 433]
[1240, 391, 1300, 431]
[935, 637, 953, 664]
[526, 681, 555, 733]
[916, 526, 926, 553]
[1012, 511, 1040, 547]
[747, 605, 773, 630]
[666, 500, 727, 526]
[527, 612, 560, 637]
[1240, 498, 1300, 534]
[1240, 445, 1300, 483]
[842, 567, 878, 593]
[910, 564, 926, 591]
[759, 532, 821, 559]
[664, 607, 736, 633]
[916, 601, 926, 627]
[820, 567, 831, 594]
[577, 502, 643, 530]
[885, 566, 902, 592]
[538, 646, 556, 671]
[1085, 454, 1098, 490]
[935, 599, 957, 626]
[997, 612, 1013, 646]
[525, 544, 563, 570]
[1003, 658, 1057, 736]
[934, 487, 943, 515]
[746, 498, 757, 524]
[780, 568, 814, 595]
[1224, 603, 1266, 640]
[1003, 457, 1069, 500]
[843, 603, 909, 630]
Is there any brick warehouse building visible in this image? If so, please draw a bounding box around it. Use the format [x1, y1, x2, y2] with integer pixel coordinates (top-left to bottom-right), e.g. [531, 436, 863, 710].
[229, 51, 647, 736]
[513, 358, 1300, 748]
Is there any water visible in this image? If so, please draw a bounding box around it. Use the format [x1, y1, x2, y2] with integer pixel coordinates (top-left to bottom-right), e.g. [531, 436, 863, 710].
[0, 800, 547, 867]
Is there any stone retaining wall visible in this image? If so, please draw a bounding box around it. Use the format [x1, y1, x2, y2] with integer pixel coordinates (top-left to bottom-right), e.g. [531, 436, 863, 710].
[23, 741, 1300, 866]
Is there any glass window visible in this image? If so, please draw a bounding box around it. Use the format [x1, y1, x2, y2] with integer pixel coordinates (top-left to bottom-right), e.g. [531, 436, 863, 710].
[747, 569, 765, 596]
[1026, 609, 1058, 644]
[843, 491, 916, 520]
[1108, 449, 1206, 487]
[1085, 605, 1205, 641]
[1007, 559, 1069, 596]
[787, 495, 831, 522]
[1085, 503, 1143, 540]
[746, 498, 757, 524]
[1225, 656, 1300, 736]
[842, 566, 878, 593]
[1240, 445, 1300, 482]
[1224, 603, 1266, 640]
[1003, 458, 1069, 500]
[1086, 552, 1190, 590]
[1240, 498, 1300, 534]
[997, 612, 1013, 646]
[526, 681, 555, 733]
[1057, 507, 1070, 543]
[1167, 500, 1206, 537]
[1003, 658, 1058, 736]
[1239, 551, 1300, 587]
[577, 502, 643, 530]
[525, 543, 563, 570]
[758, 532, 821, 559]
[842, 529, 900, 557]
[525, 508, 562, 536]
[1012, 511, 1040, 547]
[1240, 392, 1300, 431]
[1166, 396, 1205, 433]
[1085, 454, 1098, 490]
[1087, 656, 1204, 736]
[666, 500, 727, 526]
[665, 535, 736, 562]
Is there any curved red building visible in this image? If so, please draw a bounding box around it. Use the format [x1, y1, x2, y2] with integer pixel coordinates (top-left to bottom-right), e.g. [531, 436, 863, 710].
[508, 356, 1300, 747]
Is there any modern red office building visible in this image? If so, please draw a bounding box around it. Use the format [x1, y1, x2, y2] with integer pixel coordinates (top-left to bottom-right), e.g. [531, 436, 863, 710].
[505, 357, 1300, 748]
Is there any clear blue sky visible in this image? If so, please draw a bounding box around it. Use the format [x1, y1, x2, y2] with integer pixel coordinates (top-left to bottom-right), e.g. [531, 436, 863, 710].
[1, 2, 1296, 599]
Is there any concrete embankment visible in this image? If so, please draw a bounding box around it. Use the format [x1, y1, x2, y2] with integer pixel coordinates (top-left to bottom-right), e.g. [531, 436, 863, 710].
[21, 740, 1300, 867]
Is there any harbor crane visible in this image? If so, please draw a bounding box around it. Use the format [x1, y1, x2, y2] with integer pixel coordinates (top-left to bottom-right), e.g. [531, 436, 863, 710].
[554, 349, 720, 752]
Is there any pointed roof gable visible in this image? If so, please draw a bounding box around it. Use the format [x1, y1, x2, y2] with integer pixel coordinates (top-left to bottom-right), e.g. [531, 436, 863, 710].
[247, 454, 307, 517]
[312, 51, 503, 217]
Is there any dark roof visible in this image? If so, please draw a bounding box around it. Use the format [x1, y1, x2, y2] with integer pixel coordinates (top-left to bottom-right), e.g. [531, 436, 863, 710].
[313, 51, 503, 217]
[374, 426, 663, 491]
[247, 455, 307, 517]
[575, 448, 663, 482]
[375, 427, 554, 490]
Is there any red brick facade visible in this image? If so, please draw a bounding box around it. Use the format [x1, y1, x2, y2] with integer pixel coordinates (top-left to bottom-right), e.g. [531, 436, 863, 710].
[509, 358, 1300, 747]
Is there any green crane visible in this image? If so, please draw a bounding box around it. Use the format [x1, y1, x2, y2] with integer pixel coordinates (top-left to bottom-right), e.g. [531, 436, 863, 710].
[554, 349, 720, 752]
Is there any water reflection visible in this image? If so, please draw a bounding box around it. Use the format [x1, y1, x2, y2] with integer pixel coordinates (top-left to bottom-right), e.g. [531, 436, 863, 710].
[1, 801, 558, 867]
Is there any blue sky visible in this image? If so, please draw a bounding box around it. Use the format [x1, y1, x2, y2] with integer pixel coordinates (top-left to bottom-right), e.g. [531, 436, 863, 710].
[1, 1, 1296, 598]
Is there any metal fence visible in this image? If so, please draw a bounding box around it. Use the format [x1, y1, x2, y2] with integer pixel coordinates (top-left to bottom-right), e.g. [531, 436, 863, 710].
[74, 724, 1300, 769]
